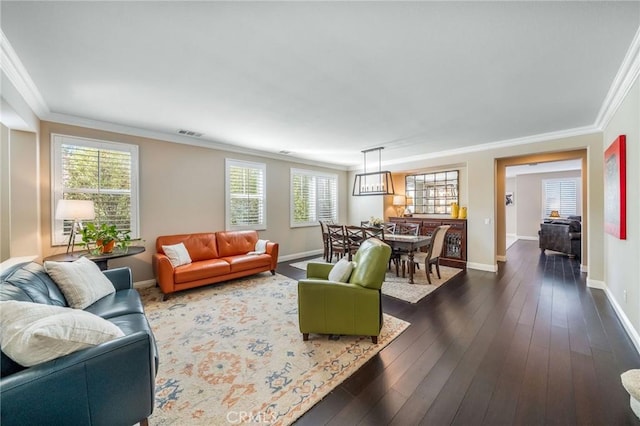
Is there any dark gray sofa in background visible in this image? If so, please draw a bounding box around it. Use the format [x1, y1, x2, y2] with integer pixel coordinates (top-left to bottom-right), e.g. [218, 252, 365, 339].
[0, 262, 158, 426]
[538, 217, 581, 259]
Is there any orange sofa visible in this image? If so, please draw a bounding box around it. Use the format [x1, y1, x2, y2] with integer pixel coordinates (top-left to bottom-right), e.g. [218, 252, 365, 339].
[153, 230, 279, 299]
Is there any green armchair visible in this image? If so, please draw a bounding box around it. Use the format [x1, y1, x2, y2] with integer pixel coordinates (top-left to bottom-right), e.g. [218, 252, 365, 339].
[298, 238, 392, 343]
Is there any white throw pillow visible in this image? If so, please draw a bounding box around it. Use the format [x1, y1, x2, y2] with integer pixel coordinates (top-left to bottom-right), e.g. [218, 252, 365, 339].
[0, 300, 124, 367]
[162, 242, 192, 268]
[44, 257, 116, 309]
[328, 258, 356, 282]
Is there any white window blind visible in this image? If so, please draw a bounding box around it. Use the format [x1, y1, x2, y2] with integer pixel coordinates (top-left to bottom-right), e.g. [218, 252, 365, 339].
[225, 159, 266, 230]
[542, 178, 579, 218]
[51, 134, 139, 245]
[291, 168, 338, 227]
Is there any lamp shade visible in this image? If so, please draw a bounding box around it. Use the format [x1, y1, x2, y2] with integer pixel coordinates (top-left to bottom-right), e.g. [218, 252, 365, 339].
[392, 195, 406, 206]
[55, 200, 95, 220]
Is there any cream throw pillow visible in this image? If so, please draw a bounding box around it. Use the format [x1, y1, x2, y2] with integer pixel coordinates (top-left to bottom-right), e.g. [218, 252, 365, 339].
[44, 257, 116, 309]
[162, 242, 192, 267]
[328, 258, 356, 282]
[0, 300, 124, 367]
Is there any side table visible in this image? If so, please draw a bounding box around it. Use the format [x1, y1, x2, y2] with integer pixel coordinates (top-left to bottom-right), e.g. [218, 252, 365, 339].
[43, 246, 146, 270]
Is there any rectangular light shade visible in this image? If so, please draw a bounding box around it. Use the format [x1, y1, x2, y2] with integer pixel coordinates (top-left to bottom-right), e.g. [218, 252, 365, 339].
[392, 195, 406, 206]
[55, 200, 96, 220]
[352, 171, 395, 196]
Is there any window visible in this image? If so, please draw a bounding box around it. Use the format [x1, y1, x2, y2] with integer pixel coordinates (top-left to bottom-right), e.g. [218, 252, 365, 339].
[225, 159, 266, 230]
[290, 169, 338, 227]
[406, 170, 459, 215]
[542, 178, 579, 218]
[51, 134, 139, 245]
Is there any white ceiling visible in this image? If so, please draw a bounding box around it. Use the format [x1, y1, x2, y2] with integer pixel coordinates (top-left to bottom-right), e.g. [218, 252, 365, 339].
[1, 1, 639, 167]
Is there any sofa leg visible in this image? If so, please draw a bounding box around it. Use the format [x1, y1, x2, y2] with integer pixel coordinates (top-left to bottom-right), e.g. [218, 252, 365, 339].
[271, 269, 276, 275]
[161, 293, 169, 302]
[371, 336, 378, 344]
[302, 333, 309, 341]
[139, 418, 149, 426]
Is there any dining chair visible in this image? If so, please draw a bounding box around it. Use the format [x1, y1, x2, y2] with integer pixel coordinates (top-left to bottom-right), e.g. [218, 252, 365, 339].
[345, 226, 365, 261]
[395, 222, 419, 236]
[319, 220, 330, 262]
[382, 222, 396, 235]
[327, 224, 348, 262]
[390, 222, 419, 275]
[400, 225, 451, 283]
[363, 226, 384, 241]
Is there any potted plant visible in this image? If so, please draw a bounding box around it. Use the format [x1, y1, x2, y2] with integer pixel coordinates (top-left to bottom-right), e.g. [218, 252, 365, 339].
[81, 223, 131, 255]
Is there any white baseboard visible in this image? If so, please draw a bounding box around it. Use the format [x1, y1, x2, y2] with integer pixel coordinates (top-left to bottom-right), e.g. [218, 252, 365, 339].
[134, 279, 156, 289]
[496, 255, 506, 262]
[278, 249, 323, 262]
[603, 285, 640, 355]
[467, 262, 498, 272]
[587, 278, 605, 289]
[517, 235, 539, 241]
[580, 264, 588, 273]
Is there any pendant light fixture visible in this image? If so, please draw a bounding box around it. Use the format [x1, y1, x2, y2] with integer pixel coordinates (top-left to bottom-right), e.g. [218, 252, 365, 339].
[352, 147, 395, 196]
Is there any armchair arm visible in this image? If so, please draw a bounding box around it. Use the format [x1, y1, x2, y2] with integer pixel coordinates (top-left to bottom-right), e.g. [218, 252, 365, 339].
[306, 262, 334, 279]
[152, 253, 175, 294]
[1, 331, 155, 426]
[103, 266, 133, 291]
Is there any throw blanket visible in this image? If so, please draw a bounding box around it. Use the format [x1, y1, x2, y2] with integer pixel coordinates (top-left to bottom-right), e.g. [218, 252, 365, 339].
[247, 239, 269, 255]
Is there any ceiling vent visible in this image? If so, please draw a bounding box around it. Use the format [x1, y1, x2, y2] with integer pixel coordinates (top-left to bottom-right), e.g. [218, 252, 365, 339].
[279, 150, 291, 155]
[177, 129, 203, 138]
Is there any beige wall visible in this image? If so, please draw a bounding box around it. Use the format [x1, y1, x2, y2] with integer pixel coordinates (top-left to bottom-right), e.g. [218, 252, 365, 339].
[0, 127, 40, 260]
[9, 130, 40, 257]
[39, 122, 348, 282]
[505, 177, 516, 235]
[1, 124, 10, 262]
[515, 170, 581, 238]
[603, 76, 640, 340]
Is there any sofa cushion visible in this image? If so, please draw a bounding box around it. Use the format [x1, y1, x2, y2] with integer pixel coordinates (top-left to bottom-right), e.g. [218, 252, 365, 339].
[220, 254, 271, 273]
[174, 259, 231, 284]
[0, 262, 67, 306]
[216, 230, 258, 257]
[84, 289, 145, 319]
[156, 233, 218, 262]
[44, 257, 116, 310]
[0, 300, 124, 367]
[162, 242, 192, 267]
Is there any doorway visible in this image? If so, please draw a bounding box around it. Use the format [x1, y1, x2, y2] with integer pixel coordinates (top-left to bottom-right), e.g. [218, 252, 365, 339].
[496, 150, 587, 265]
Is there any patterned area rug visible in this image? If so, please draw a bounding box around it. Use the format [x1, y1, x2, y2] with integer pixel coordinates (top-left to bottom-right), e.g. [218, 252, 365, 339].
[139, 273, 409, 425]
[290, 257, 464, 304]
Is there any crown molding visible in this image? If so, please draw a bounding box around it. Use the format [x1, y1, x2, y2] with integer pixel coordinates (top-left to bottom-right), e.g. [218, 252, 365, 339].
[368, 125, 600, 171]
[0, 29, 49, 117]
[45, 112, 349, 171]
[595, 26, 640, 130]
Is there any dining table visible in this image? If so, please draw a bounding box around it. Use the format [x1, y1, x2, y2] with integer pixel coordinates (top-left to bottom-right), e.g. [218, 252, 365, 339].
[382, 234, 432, 284]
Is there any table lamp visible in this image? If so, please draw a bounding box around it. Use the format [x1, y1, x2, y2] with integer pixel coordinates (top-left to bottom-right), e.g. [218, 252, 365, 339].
[392, 195, 406, 217]
[55, 200, 95, 254]
[549, 210, 561, 218]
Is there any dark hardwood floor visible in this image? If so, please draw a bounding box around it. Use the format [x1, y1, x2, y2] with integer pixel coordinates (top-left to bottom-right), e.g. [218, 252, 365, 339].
[277, 240, 640, 425]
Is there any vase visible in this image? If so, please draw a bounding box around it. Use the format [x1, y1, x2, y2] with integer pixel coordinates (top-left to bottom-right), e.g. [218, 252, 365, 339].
[458, 207, 467, 219]
[97, 239, 116, 254]
[450, 202, 459, 219]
